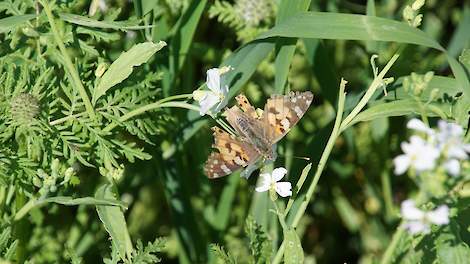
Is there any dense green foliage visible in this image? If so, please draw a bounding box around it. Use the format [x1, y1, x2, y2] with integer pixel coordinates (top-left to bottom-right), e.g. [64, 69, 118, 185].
[0, 0, 469, 263]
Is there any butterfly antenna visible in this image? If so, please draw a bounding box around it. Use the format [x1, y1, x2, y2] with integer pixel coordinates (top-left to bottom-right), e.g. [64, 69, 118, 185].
[278, 154, 310, 161]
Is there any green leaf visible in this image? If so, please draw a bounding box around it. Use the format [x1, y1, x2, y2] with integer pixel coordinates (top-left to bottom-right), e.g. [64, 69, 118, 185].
[437, 244, 470, 264]
[14, 195, 127, 221]
[169, 0, 207, 84]
[59, 13, 153, 30]
[344, 99, 448, 130]
[92, 41, 166, 104]
[259, 12, 443, 50]
[284, 228, 304, 264]
[95, 184, 133, 262]
[0, 14, 36, 34]
[274, 0, 311, 93]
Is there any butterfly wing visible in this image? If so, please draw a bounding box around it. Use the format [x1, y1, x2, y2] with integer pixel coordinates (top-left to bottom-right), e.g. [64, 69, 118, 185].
[204, 127, 260, 179]
[262, 91, 313, 143]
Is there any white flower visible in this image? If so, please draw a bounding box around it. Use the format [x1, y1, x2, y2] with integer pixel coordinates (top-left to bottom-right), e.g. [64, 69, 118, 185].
[401, 199, 449, 234]
[436, 120, 470, 158]
[407, 118, 434, 136]
[193, 66, 232, 116]
[255, 167, 292, 197]
[393, 135, 440, 175]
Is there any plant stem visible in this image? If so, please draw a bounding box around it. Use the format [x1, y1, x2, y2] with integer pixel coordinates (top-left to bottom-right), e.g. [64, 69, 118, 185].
[103, 101, 200, 132]
[340, 54, 400, 132]
[273, 54, 400, 263]
[272, 79, 347, 264]
[380, 223, 405, 264]
[39, 0, 96, 120]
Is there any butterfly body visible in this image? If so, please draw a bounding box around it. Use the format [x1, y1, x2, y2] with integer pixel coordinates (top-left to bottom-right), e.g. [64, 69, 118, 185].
[204, 91, 313, 179]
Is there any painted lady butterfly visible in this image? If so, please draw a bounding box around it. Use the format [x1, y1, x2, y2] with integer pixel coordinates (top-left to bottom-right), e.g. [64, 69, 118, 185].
[204, 91, 313, 178]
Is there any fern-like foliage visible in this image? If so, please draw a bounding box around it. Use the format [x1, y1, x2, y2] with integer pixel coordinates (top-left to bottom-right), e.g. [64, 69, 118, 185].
[103, 238, 165, 264]
[210, 244, 238, 264]
[244, 215, 272, 264]
[209, 0, 275, 42]
[0, 227, 18, 261]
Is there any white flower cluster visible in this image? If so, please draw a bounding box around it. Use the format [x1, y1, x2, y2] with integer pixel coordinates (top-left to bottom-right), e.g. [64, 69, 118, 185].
[393, 119, 470, 176]
[401, 199, 449, 234]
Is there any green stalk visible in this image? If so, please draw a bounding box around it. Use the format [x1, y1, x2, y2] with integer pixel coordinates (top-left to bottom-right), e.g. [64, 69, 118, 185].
[380, 223, 405, 264]
[39, 0, 96, 120]
[272, 79, 347, 264]
[340, 54, 400, 132]
[273, 54, 400, 263]
[103, 101, 200, 132]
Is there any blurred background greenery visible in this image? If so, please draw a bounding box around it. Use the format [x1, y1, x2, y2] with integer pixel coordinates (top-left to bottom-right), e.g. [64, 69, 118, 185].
[1, 0, 469, 263]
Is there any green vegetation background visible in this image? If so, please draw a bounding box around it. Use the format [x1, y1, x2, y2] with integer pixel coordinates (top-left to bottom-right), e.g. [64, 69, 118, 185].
[0, 0, 469, 263]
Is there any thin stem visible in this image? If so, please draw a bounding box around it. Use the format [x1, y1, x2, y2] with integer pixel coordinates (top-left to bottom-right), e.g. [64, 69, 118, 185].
[290, 79, 347, 228]
[49, 94, 193, 126]
[340, 54, 399, 132]
[381, 170, 395, 221]
[273, 54, 400, 263]
[103, 101, 200, 132]
[272, 79, 347, 264]
[380, 223, 405, 264]
[39, 0, 96, 120]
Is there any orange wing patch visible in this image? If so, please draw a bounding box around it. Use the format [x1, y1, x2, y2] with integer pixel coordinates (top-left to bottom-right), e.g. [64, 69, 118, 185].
[263, 91, 313, 143]
[204, 127, 259, 179]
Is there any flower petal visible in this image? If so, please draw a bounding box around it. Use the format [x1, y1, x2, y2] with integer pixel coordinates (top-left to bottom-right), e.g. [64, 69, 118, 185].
[255, 185, 270, 193]
[393, 155, 411, 175]
[427, 205, 449, 225]
[407, 118, 432, 134]
[271, 167, 287, 182]
[444, 159, 460, 176]
[404, 220, 430, 234]
[198, 93, 219, 116]
[206, 68, 221, 93]
[275, 182, 292, 197]
[255, 173, 271, 193]
[401, 200, 424, 220]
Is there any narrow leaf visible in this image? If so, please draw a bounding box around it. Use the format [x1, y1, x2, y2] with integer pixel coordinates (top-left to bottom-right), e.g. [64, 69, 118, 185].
[59, 13, 153, 30]
[93, 41, 166, 103]
[95, 184, 133, 261]
[284, 228, 304, 264]
[0, 14, 36, 34]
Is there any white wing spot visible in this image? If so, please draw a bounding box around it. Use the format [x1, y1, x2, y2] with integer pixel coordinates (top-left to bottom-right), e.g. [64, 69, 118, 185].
[281, 118, 290, 131]
[213, 160, 219, 164]
[213, 173, 219, 178]
[294, 106, 303, 117]
[234, 156, 245, 166]
[306, 100, 312, 105]
[221, 164, 231, 174]
[291, 97, 297, 103]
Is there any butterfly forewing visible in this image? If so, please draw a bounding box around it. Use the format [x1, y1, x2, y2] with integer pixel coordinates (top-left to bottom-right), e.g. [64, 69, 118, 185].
[263, 91, 313, 143]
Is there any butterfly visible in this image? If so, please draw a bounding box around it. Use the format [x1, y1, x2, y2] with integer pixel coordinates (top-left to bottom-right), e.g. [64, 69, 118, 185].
[204, 91, 313, 179]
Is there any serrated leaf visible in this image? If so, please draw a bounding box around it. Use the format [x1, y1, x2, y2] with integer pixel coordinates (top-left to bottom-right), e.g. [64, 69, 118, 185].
[92, 41, 166, 104]
[0, 14, 36, 33]
[284, 228, 304, 264]
[95, 184, 133, 262]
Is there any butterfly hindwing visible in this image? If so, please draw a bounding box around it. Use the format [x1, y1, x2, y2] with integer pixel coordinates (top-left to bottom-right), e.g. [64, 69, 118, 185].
[204, 127, 259, 179]
[263, 91, 313, 143]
